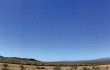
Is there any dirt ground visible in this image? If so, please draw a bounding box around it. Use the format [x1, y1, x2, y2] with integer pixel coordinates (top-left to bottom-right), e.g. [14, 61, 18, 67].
[0, 63, 110, 70]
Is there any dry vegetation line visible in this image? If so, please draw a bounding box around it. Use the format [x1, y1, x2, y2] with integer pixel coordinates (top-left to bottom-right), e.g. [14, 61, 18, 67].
[0, 63, 110, 70]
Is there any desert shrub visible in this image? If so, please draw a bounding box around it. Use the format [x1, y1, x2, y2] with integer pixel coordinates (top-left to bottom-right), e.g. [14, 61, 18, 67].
[92, 66, 101, 70]
[70, 67, 74, 70]
[20, 65, 26, 70]
[105, 66, 109, 70]
[36, 67, 45, 69]
[36, 66, 41, 69]
[40, 67, 45, 69]
[53, 66, 61, 70]
[83, 67, 89, 70]
[3, 63, 8, 67]
[95, 67, 100, 70]
[72, 65, 78, 70]
[2, 63, 10, 70]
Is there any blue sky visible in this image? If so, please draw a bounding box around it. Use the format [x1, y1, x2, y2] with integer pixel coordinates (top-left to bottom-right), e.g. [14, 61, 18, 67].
[0, 0, 110, 61]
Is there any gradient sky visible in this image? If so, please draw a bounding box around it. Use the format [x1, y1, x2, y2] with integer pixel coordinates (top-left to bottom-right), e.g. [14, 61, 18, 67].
[0, 0, 110, 61]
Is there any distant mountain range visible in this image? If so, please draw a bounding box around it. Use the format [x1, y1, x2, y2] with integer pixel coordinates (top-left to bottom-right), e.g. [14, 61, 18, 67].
[0, 55, 42, 65]
[0, 55, 110, 65]
[52, 57, 110, 64]
[57, 57, 110, 62]
[95, 57, 110, 61]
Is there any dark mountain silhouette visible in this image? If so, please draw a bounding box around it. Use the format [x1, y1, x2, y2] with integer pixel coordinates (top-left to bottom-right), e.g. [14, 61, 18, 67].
[0, 56, 42, 65]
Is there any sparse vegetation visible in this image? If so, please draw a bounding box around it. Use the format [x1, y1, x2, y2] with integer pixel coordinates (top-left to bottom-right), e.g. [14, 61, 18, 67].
[105, 66, 109, 70]
[83, 67, 90, 70]
[0, 56, 110, 70]
[53, 65, 61, 70]
[20, 65, 26, 70]
[92, 66, 101, 70]
[73, 65, 78, 70]
[36, 66, 46, 69]
[2, 63, 10, 70]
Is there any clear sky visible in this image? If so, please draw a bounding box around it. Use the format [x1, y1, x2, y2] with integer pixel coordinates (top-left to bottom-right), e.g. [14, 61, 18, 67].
[0, 0, 110, 61]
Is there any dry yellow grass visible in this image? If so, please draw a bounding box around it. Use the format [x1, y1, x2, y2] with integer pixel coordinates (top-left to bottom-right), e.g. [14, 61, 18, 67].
[0, 63, 110, 70]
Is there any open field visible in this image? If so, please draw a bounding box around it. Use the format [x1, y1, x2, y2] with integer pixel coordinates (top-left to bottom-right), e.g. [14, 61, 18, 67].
[0, 63, 110, 70]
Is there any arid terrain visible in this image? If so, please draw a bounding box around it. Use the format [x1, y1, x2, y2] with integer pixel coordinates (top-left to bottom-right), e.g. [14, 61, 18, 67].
[0, 56, 110, 70]
[0, 63, 110, 70]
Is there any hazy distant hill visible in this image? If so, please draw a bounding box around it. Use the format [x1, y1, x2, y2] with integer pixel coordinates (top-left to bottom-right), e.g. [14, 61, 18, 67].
[47, 57, 110, 66]
[57, 57, 110, 63]
[0, 56, 42, 65]
[0, 55, 110, 66]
